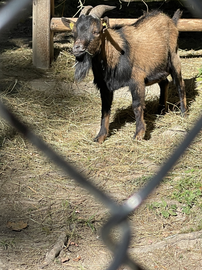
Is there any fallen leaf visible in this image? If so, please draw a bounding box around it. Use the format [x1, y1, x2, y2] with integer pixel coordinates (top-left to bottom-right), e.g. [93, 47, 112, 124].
[7, 221, 28, 231]
[70, 242, 79, 247]
[61, 257, 70, 263]
[73, 255, 81, 262]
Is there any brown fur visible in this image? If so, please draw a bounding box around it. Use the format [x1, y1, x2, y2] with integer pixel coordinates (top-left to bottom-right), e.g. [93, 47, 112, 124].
[124, 14, 178, 78]
[102, 29, 125, 69]
[95, 12, 185, 142]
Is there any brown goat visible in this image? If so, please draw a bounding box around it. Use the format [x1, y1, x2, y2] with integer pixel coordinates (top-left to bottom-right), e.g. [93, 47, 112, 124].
[62, 5, 186, 143]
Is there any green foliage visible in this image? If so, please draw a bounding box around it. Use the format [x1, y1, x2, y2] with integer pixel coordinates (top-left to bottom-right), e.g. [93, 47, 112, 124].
[172, 173, 202, 214]
[62, 199, 97, 233]
[0, 239, 15, 250]
[196, 66, 202, 83]
[148, 200, 177, 218]
[84, 215, 96, 232]
[198, 66, 202, 77]
[196, 219, 202, 231]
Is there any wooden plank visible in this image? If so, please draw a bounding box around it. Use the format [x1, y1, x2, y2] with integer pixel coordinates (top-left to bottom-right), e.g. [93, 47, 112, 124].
[50, 17, 202, 32]
[178, 19, 202, 32]
[33, 0, 54, 69]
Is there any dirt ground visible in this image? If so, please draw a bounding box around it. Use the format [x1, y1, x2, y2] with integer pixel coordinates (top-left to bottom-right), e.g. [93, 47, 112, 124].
[1, 1, 202, 270]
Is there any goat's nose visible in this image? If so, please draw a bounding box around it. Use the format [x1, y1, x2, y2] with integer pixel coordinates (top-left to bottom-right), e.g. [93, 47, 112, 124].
[73, 41, 85, 56]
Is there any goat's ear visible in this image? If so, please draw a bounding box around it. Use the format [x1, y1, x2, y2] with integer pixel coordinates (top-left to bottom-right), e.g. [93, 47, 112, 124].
[102, 16, 110, 31]
[61, 17, 75, 31]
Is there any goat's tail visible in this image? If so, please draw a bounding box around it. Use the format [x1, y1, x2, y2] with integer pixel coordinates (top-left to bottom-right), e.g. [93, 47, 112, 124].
[172, 9, 183, 25]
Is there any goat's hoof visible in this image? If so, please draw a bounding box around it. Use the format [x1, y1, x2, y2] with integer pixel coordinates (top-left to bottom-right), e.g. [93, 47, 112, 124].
[94, 134, 107, 143]
[133, 130, 145, 141]
[181, 109, 187, 118]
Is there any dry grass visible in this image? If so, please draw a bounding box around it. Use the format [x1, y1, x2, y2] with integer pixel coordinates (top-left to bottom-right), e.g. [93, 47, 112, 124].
[0, 37, 202, 269]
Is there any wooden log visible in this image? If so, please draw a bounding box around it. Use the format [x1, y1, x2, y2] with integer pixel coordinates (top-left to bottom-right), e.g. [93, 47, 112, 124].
[50, 18, 202, 32]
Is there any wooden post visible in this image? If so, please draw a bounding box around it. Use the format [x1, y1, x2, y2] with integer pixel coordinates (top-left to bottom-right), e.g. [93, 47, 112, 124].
[32, 0, 54, 69]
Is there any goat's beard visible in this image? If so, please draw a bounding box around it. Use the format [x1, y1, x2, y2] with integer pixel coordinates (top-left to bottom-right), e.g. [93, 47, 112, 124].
[74, 53, 92, 82]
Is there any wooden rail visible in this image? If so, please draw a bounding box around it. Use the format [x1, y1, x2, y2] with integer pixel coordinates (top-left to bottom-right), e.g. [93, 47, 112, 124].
[51, 18, 202, 32]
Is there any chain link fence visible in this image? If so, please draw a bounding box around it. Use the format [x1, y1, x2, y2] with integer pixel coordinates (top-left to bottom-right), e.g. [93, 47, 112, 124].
[0, 1, 202, 269]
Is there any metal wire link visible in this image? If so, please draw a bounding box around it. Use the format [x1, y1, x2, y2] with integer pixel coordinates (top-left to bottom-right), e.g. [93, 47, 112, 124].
[0, 0, 202, 269]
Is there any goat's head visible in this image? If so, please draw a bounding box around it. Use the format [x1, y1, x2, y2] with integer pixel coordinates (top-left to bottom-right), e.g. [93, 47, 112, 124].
[62, 5, 115, 59]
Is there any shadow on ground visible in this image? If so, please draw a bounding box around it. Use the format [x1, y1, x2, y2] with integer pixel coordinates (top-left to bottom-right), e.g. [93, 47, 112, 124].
[108, 77, 198, 140]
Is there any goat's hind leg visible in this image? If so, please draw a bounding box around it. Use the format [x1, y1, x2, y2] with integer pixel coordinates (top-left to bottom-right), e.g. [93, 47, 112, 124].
[130, 81, 146, 140]
[94, 88, 113, 143]
[170, 53, 186, 115]
[158, 78, 169, 114]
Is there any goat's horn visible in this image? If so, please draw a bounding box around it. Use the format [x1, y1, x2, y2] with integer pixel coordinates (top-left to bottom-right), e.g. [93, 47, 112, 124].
[89, 5, 116, 18]
[79, 5, 93, 16]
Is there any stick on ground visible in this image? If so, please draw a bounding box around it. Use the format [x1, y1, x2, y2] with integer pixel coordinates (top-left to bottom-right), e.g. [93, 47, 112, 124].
[40, 231, 68, 268]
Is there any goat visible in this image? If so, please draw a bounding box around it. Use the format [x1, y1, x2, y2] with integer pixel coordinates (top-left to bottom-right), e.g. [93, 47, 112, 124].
[62, 5, 186, 143]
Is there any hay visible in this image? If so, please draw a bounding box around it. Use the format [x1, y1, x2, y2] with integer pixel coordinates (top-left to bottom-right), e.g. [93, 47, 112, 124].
[1, 44, 202, 192]
[1, 32, 202, 270]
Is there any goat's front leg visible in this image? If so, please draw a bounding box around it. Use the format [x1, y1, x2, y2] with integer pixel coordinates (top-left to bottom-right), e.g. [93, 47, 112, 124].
[94, 88, 113, 143]
[130, 81, 146, 140]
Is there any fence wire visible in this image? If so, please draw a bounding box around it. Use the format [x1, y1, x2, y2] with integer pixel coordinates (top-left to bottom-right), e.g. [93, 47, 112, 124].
[0, 1, 202, 269]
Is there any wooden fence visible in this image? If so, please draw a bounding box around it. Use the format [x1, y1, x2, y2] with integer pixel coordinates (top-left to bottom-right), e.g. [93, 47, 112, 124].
[32, 0, 202, 69]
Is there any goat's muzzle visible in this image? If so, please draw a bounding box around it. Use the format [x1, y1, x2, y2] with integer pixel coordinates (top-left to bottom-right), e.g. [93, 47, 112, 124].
[73, 40, 86, 57]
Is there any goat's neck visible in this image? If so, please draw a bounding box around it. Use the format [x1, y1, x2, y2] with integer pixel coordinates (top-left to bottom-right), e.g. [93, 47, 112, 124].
[100, 29, 124, 69]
